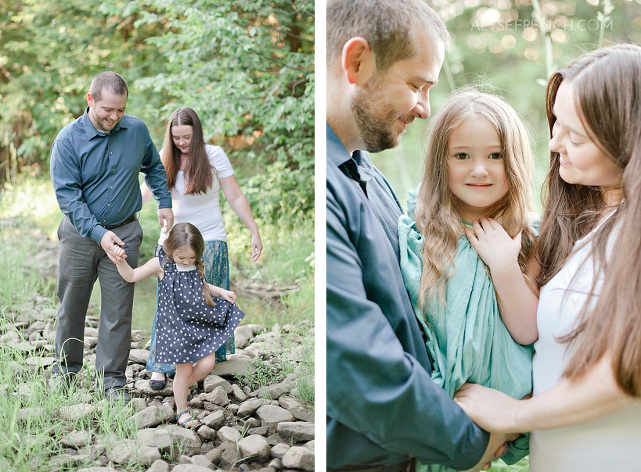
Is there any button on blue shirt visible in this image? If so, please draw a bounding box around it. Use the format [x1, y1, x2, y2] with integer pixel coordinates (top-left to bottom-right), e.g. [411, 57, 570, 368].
[50, 108, 172, 243]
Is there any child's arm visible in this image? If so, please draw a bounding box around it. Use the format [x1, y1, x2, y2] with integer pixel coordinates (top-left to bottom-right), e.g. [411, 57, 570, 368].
[208, 284, 237, 304]
[466, 218, 539, 345]
[454, 353, 637, 433]
[113, 247, 163, 283]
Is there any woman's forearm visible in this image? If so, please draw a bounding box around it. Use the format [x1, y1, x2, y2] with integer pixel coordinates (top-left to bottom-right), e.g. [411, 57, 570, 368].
[455, 354, 637, 434]
[514, 354, 636, 431]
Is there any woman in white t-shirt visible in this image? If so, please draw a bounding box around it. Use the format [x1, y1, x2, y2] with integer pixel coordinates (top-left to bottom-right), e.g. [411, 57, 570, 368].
[142, 107, 262, 389]
[454, 45, 641, 471]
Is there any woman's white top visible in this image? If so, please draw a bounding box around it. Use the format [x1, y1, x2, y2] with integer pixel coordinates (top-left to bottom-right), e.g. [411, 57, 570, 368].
[531, 217, 641, 471]
[158, 145, 234, 245]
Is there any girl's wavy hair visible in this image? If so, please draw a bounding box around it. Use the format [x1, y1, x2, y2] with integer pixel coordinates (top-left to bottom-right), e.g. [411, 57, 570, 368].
[414, 88, 536, 306]
[161, 107, 215, 195]
[536, 44, 641, 397]
[162, 222, 215, 307]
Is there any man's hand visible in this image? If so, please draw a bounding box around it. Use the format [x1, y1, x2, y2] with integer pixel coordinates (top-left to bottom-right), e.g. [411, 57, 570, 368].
[101, 231, 126, 264]
[158, 208, 174, 234]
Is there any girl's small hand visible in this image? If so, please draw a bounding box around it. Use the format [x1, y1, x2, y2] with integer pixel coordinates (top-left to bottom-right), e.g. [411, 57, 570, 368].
[112, 245, 127, 263]
[466, 218, 521, 273]
[454, 383, 523, 434]
[221, 289, 237, 304]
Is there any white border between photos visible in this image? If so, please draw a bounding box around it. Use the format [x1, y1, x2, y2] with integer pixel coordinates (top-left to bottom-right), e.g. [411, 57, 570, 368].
[314, 1, 327, 470]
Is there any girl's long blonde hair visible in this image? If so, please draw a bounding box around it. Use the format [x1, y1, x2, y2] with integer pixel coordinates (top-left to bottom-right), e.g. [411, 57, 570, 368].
[536, 44, 641, 397]
[414, 89, 536, 306]
[162, 222, 215, 307]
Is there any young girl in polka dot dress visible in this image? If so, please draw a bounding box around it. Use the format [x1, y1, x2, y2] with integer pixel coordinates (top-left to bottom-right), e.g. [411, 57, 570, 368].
[113, 222, 245, 428]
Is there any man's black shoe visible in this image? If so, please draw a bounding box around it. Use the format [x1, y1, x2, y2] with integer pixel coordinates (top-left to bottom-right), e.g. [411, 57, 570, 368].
[103, 386, 131, 404]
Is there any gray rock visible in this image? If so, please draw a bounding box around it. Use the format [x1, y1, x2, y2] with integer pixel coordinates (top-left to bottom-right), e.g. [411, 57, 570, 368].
[258, 381, 289, 400]
[205, 447, 222, 465]
[238, 398, 265, 418]
[74, 468, 118, 472]
[196, 425, 218, 441]
[108, 438, 161, 466]
[190, 455, 213, 468]
[244, 417, 261, 429]
[277, 422, 315, 442]
[146, 459, 170, 472]
[17, 407, 46, 421]
[271, 443, 290, 459]
[171, 465, 215, 472]
[204, 386, 230, 406]
[129, 348, 150, 364]
[248, 426, 270, 437]
[282, 446, 315, 471]
[48, 452, 89, 469]
[231, 383, 248, 402]
[256, 405, 295, 427]
[278, 396, 314, 422]
[304, 439, 315, 451]
[137, 428, 172, 451]
[219, 441, 241, 466]
[201, 410, 225, 429]
[238, 434, 271, 462]
[59, 403, 97, 422]
[217, 425, 241, 443]
[84, 336, 98, 349]
[211, 353, 255, 376]
[128, 405, 163, 429]
[163, 424, 203, 451]
[129, 397, 147, 413]
[61, 430, 92, 449]
[203, 374, 233, 394]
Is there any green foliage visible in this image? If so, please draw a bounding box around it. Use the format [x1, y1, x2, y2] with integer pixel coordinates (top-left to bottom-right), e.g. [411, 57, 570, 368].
[243, 162, 314, 226]
[0, 0, 314, 226]
[0, 0, 162, 173]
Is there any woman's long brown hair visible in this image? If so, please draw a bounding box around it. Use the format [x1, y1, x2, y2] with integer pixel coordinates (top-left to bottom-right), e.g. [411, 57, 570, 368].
[536, 44, 641, 397]
[161, 107, 214, 195]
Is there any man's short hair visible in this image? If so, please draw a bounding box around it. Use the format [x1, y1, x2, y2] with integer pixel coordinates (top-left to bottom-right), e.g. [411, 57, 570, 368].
[89, 71, 129, 102]
[326, 0, 449, 72]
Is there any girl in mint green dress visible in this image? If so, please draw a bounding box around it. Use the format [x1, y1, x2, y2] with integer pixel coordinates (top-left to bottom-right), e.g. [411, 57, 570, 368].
[398, 90, 539, 471]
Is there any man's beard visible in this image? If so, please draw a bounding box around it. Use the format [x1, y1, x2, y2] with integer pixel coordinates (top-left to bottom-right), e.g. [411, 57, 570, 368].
[91, 109, 117, 132]
[351, 88, 401, 154]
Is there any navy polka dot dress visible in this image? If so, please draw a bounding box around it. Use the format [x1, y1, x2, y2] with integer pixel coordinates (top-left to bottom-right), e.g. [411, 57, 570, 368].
[155, 248, 246, 364]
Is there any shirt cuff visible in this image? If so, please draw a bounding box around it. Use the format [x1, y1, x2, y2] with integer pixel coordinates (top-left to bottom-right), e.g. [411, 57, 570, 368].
[90, 225, 108, 244]
[157, 196, 173, 209]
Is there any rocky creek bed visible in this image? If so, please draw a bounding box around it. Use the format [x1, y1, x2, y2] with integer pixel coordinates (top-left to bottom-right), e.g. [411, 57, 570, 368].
[3, 293, 315, 472]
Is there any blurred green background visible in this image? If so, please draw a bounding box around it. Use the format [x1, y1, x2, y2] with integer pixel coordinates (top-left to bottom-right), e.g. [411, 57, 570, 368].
[371, 0, 641, 212]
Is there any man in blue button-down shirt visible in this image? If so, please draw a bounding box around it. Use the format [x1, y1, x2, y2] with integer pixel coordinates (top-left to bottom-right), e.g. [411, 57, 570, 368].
[326, 1, 516, 471]
[50, 71, 173, 402]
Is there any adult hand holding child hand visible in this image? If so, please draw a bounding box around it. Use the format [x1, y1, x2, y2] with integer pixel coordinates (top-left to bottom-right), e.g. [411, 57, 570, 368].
[100, 231, 126, 264]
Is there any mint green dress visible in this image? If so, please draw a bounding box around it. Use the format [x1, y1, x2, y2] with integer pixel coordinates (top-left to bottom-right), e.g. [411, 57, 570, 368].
[398, 201, 533, 470]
